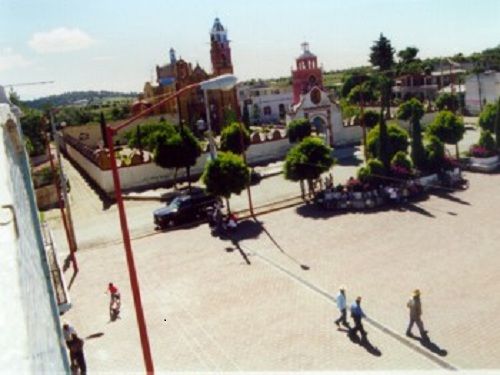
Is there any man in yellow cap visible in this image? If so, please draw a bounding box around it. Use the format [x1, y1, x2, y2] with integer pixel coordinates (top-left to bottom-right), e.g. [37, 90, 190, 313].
[406, 289, 428, 339]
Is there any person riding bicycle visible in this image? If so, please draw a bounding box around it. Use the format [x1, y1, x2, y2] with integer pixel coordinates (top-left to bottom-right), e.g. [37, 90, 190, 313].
[106, 282, 121, 310]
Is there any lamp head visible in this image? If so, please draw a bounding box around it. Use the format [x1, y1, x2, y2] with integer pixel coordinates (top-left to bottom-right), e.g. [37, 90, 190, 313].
[199, 74, 237, 91]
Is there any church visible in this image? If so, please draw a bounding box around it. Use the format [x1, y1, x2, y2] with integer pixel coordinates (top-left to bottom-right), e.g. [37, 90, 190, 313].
[135, 18, 238, 133]
[287, 43, 362, 146]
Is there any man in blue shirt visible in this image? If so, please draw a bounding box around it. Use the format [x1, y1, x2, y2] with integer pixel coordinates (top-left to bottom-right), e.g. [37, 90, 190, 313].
[334, 286, 349, 328]
[350, 296, 367, 340]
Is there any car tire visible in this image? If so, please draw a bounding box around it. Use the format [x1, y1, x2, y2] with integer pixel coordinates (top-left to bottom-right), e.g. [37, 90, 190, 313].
[167, 219, 176, 228]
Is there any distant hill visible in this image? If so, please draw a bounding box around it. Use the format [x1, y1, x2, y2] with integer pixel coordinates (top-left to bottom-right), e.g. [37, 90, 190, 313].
[24, 90, 138, 109]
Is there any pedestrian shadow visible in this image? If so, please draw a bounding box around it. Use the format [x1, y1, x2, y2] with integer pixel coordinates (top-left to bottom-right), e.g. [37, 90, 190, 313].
[253, 218, 310, 271]
[401, 203, 435, 218]
[409, 334, 448, 357]
[85, 332, 104, 340]
[341, 328, 382, 357]
[433, 190, 470, 206]
[220, 219, 264, 265]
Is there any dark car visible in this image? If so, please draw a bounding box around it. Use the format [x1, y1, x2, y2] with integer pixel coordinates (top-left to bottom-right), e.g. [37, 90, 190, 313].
[153, 191, 219, 229]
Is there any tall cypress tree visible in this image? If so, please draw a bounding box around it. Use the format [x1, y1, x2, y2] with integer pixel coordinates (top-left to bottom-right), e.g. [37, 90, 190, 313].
[99, 112, 109, 148]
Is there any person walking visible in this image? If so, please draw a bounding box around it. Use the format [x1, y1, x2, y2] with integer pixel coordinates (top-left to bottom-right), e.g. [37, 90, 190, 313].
[334, 286, 349, 328]
[406, 289, 428, 339]
[68, 333, 86, 374]
[350, 296, 367, 341]
[62, 323, 77, 368]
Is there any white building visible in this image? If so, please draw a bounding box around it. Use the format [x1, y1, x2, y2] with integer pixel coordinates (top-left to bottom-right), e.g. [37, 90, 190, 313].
[237, 82, 293, 124]
[465, 71, 500, 115]
[287, 86, 362, 146]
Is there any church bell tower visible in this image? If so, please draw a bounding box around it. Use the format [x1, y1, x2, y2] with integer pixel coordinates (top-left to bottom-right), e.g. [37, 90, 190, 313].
[210, 17, 233, 76]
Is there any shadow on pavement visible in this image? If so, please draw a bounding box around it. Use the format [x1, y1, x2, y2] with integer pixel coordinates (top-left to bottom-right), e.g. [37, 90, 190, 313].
[401, 203, 435, 218]
[340, 328, 382, 357]
[85, 332, 104, 340]
[253, 218, 310, 270]
[221, 219, 264, 265]
[336, 155, 363, 167]
[409, 334, 448, 357]
[433, 190, 470, 206]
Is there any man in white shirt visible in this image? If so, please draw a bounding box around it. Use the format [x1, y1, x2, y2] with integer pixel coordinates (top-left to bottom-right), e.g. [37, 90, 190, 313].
[334, 286, 350, 328]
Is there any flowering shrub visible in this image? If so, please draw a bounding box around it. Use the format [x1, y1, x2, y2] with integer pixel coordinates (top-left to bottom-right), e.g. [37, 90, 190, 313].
[442, 156, 459, 170]
[390, 165, 412, 179]
[470, 145, 496, 158]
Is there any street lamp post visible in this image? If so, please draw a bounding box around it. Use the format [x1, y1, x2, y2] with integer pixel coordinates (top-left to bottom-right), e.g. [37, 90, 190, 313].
[107, 74, 237, 374]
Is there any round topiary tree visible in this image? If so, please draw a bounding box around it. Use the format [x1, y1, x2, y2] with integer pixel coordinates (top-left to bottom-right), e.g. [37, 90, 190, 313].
[478, 130, 496, 153]
[391, 151, 413, 178]
[478, 102, 498, 132]
[435, 93, 459, 113]
[424, 135, 445, 173]
[220, 122, 251, 155]
[367, 122, 409, 162]
[287, 118, 312, 143]
[426, 110, 465, 159]
[202, 151, 250, 213]
[283, 136, 334, 197]
[357, 158, 386, 185]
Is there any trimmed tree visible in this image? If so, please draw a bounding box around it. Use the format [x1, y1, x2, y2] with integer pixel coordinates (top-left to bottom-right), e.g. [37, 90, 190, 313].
[367, 122, 409, 164]
[424, 135, 446, 173]
[287, 118, 312, 143]
[363, 110, 380, 128]
[397, 98, 426, 170]
[478, 102, 498, 132]
[153, 131, 184, 188]
[283, 136, 334, 198]
[426, 110, 465, 159]
[357, 158, 386, 185]
[202, 151, 250, 213]
[435, 93, 459, 113]
[179, 127, 202, 190]
[220, 122, 250, 154]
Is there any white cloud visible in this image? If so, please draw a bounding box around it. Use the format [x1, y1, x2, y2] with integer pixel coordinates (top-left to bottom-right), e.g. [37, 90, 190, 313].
[0, 48, 31, 72]
[29, 27, 94, 53]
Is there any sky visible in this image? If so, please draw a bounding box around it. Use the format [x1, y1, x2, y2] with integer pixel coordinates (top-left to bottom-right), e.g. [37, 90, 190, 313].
[1, 0, 499, 100]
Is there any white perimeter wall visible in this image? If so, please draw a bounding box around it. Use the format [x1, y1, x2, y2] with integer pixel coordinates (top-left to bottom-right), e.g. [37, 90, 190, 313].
[66, 137, 292, 194]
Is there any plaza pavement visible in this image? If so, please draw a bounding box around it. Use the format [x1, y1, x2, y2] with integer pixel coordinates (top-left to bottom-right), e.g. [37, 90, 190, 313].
[56, 171, 500, 372]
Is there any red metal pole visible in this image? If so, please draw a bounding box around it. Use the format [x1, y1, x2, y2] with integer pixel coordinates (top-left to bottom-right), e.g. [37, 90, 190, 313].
[106, 127, 154, 374]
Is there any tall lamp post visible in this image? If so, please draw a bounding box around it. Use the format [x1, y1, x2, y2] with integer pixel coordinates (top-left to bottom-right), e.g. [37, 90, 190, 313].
[106, 74, 237, 374]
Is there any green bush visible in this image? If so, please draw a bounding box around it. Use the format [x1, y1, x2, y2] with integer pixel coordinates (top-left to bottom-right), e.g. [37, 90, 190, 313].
[424, 135, 445, 173]
[362, 110, 380, 128]
[287, 119, 311, 143]
[367, 122, 409, 161]
[220, 122, 250, 154]
[478, 102, 498, 132]
[391, 151, 413, 170]
[478, 129, 496, 152]
[357, 158, 386, 184]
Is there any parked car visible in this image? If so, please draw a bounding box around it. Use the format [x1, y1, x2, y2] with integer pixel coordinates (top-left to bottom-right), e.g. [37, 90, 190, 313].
[153, 191, 219, 229]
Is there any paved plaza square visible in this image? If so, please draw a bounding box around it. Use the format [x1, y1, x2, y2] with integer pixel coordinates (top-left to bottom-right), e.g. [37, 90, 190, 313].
[56, 171, 500, 372]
